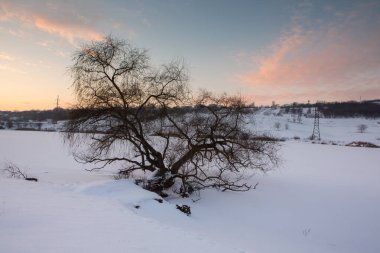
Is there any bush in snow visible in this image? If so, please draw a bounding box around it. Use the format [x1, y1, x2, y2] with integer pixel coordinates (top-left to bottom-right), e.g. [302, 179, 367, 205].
[357, 124, 368, 133]
[2, 163, 38, 182]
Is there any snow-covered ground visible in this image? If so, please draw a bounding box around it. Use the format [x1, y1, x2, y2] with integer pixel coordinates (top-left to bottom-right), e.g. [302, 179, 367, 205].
[1, 115, 379, 253]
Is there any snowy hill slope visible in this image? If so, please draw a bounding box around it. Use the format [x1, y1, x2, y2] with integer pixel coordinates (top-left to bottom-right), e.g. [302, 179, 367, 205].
[252, 109, 380, 145]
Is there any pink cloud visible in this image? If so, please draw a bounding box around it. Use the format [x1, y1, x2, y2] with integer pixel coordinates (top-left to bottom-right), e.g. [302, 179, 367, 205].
[238, 3, 380, 104]
[240, 26, 380, 87]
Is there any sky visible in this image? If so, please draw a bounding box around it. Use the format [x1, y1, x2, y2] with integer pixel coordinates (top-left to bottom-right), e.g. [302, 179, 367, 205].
[1, 0, 380, 110]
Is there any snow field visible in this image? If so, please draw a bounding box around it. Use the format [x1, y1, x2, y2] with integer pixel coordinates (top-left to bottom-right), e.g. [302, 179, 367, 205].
[0, 177, 246, 253]
[0, 115, 380, 253]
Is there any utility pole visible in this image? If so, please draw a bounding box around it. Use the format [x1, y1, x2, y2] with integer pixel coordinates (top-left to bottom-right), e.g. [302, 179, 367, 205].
[56, 95, 59, 110]
[311, 104, 320, 140]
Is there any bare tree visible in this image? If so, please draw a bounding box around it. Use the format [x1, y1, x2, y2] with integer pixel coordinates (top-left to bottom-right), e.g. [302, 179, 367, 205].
[6, 120, 13, 129]
[297, 109, 302, 123]
[274, 122, 281, 131]
[36, 122, 43, 131]
[357, 124, 368, 133]
[65, 36, 278, 197]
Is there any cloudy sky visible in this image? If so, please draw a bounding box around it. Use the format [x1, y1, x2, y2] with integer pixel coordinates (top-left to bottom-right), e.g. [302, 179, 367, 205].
[1, 0, 379, 110]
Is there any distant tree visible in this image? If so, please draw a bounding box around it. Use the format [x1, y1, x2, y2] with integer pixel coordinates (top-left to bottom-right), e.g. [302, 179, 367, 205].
[248, 102, 255, 108]
[36, 122, 43, 131]
[296, 109, 302, 123]
[14, 120, 21, 129]
[357, 124, 368, 133]
[307, 107, 311, 116]
[65, 36, 279, 197]
[6, 120, 13, 129]
[274, 122, 281, 130]
[292, 113, 296, 123]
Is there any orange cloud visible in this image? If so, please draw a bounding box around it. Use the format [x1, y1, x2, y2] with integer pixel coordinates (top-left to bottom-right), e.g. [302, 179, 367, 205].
[33, 16, 103, 44]
[0, 2, 104, 45]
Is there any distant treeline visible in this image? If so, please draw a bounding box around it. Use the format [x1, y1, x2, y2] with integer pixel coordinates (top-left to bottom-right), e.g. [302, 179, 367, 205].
[1, 99, 380, 123]
[0, 109, 70, 122]
[281, 100, 380, 118]
[319, 100, 380, 118]
[0, 105, 252, 124]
